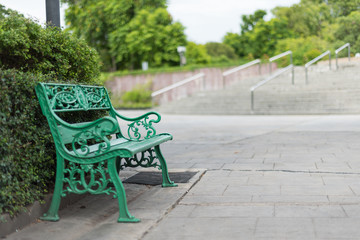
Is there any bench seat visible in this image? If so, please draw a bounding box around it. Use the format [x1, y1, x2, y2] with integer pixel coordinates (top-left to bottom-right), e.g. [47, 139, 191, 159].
[70, 134, 173, 158]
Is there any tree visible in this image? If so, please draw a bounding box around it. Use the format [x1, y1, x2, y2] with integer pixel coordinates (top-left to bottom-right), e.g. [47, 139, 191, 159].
[185, 42, 211, 64]
[205, 42, 237, 61]
[240, 9, 267, 34]
[236, 18, 293, 58]
[335, 11, 360, 53]
[272, 2, 331, 37]
[223, 32, 244, 57]
[63, 0, 186, 71]
[328, 0, 360, 17]
[276, 36, 330, 65]
[110, 8, 186, 69]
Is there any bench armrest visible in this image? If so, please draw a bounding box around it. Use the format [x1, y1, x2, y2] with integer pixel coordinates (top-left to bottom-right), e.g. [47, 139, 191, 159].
[54, 115, 118, 157]
[112, 108, 161, 141]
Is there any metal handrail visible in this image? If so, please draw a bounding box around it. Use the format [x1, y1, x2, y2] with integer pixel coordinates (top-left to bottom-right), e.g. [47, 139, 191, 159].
[151, 73, 205, 98]
[222, 59, 261, 87]
[305, 50, 331, 84]
[223, 59, 261, 76]
[269, 50, 294, 84]
[250, 64, 294, 111]
[335, 43, 350, 70]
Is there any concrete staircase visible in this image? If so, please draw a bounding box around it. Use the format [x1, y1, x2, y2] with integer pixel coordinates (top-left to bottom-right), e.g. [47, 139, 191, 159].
[155, 59, 360, 115]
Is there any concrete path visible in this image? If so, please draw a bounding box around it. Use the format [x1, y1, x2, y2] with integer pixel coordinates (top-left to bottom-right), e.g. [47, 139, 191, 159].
[5, 112, 360, 239]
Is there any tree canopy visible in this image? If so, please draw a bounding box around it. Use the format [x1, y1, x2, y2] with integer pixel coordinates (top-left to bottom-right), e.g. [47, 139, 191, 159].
[222, 0, 360, 65]
[63, 0, 186, 71]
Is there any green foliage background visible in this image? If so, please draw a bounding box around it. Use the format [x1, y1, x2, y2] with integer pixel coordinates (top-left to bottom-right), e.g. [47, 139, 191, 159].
[63, 0, 187, 71]
[223, 0, 360, 65]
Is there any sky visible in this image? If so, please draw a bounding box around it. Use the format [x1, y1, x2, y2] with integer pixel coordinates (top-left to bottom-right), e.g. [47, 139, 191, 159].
[0, 0, 300, 44]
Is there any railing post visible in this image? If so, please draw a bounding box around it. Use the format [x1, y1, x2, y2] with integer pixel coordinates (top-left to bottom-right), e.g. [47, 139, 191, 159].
[250, 65, 293, 112]
[269, 63, 272, 74]
[329, 52, 331, 70]
[202, 75, 206, 91]
[290, 53, 294, 85]
[258, 63, 261, 74]
[335, 43, 351, 70]
[251, 90, 254, 111]
[336, 54, 338, 70]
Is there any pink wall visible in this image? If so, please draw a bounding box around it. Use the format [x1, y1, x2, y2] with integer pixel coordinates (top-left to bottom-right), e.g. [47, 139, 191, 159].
[105, 63, 277, 105]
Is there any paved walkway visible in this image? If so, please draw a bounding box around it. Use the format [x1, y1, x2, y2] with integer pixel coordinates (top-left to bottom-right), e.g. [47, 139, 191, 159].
[5, 112, 360, 239]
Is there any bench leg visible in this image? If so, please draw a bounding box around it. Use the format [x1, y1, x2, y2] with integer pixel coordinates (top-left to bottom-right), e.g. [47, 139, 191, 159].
[40, 152, 64, 222]
[154, 145, 178, 188]
[108, 158, 140, 223]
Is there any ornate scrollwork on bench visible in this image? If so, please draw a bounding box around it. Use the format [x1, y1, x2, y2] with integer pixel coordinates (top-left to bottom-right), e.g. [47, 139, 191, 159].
[72, 126, 111, 157]
[118, 148, 161, 170]
[127, 116, 158, 140]
[63, 161, 117, 197]
[43, 84, 110, 111]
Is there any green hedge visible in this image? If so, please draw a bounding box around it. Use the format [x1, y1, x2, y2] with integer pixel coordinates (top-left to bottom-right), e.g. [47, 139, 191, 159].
[0, 71, 104, 218]
[0, 70, 56, 216]
[0, 9, 100, 81]
[0, 7, 102, 218]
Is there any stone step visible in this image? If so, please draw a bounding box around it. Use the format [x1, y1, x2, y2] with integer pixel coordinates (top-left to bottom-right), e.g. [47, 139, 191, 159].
[156, 60, 360, 115]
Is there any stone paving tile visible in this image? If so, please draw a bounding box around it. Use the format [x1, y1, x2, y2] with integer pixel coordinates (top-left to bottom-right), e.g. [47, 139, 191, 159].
[187, 182, 228, 196]
[223, 185, 281, 196]
[314, 218, 360, 239]
[274, 162, 318, 171]
[247, 173, 323, 186]
[191, 163, 225, 170]
[142, 217, 258, 240]
[166, 205, 196, 218]
[254, 218, 315, 239]
[189, 205, 274, 218]
[280, 185, 328, 196]
[198, 175, 249, 185]
[328, 196, 360, 203]
[341, 204, 360, 217]
[275, 205, 346, 218]
[186, 157, 236, 164]
[252, 195, 329, 203]
[222, 163, 275, 171]
[202, 169, 231, 177]
[180, 195, 252, 205]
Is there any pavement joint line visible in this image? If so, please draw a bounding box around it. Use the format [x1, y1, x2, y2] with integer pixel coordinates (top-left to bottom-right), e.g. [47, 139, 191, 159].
[223, 117, 324, 146]
[179, 202, 360, 207]
[348, 186, 356, 195]
[222, 169, 360, 175]
[139, 170, 207, 240]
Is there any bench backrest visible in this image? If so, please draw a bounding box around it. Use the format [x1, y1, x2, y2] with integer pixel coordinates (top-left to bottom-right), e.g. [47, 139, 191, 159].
[37, 83, 112, 112]
[35, 83, 121, 151]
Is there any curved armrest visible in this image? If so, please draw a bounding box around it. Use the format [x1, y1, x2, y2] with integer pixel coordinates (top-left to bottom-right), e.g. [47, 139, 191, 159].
[54, 114, 118, 157]
[112, 108, 161, 140]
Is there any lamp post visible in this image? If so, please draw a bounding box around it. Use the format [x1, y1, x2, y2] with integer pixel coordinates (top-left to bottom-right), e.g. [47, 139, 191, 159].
[177, 46, 186, 66]
[46, 0, 60, 27]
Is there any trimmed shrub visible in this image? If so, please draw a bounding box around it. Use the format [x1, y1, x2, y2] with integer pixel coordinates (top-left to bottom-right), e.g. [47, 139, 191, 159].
[275, 36, 330, 66]
[0, 70, 56, 216]
[111, 81, 153, 109]
[0, 9, 100, 82]
[0, 7, 102, 217]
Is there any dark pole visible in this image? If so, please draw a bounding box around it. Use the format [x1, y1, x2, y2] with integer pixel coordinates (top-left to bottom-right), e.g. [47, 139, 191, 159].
[46, 0, 60, 28]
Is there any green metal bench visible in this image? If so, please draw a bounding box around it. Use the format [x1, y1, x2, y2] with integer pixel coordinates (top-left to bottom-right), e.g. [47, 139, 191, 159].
[35, 83, 177, 223]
